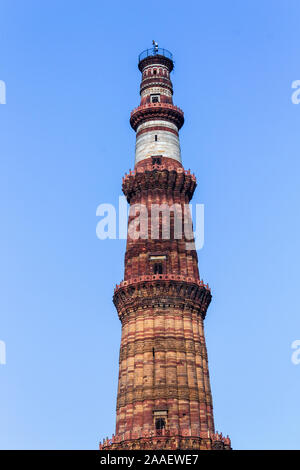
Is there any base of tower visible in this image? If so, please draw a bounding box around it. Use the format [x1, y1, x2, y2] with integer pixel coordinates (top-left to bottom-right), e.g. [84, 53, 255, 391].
[100, 433, 231, 451]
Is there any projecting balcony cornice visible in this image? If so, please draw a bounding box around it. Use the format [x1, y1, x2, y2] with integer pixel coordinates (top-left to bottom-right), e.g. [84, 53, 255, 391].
[113, 275, 212, 321]
[130, 103, 184, 131]
[100, 432, 231, 451]
[122, 164, 196, 203]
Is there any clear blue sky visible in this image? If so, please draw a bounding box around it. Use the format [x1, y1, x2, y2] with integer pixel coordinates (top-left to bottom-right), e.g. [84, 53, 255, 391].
[0, 0, 299, 450]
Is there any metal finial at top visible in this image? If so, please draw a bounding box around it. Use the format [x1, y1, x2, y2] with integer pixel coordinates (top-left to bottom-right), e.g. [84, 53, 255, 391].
[152, 40, 159, 54]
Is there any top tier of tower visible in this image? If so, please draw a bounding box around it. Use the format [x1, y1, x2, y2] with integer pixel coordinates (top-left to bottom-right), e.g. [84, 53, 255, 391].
[138, 47, 174, 102]
[130, 44, 184, 166]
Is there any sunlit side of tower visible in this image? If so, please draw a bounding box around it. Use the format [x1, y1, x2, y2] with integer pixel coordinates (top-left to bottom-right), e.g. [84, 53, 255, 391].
[100, 43, 231, 450]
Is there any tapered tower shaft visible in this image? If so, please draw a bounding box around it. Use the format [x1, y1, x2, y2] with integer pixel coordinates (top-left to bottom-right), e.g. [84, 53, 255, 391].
[100, 45, 231, 451]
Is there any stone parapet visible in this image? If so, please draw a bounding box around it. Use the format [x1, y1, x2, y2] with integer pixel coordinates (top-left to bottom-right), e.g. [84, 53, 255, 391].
[99, 431, 231, 450]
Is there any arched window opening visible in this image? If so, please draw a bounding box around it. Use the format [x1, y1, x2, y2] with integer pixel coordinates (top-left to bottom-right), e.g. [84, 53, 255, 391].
[153, 263, 163, 274]
[151, 94, 160, 103]
[156, 418, 165, 431]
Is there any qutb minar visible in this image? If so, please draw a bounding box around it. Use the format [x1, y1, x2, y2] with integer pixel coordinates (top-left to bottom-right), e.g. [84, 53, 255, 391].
[100, 43, 231, 450]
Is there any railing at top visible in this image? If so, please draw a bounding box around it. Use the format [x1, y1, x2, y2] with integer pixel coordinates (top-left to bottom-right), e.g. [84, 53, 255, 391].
[138, 47, 173, 63]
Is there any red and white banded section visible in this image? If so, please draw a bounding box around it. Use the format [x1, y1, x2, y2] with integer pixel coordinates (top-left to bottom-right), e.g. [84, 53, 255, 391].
[135, 120, 181, 164]
[131, 52, 183, 166]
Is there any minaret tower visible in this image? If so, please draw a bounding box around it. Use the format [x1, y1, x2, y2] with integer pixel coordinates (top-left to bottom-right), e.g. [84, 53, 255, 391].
[100, 43, 231, 451]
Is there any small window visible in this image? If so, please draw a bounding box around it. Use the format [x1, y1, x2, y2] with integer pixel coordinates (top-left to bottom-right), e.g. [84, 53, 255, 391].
[153, 69, 157, 75]
[156, 418, 165, 430]
[152, 156, 161, 165]
[153, 263, 163, 274]
[155, 135, 158, 142]
[151, 94, 160, 103]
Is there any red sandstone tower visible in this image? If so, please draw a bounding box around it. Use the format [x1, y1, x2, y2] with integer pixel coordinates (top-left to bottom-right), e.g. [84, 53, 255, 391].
[100, 44, 231, 450]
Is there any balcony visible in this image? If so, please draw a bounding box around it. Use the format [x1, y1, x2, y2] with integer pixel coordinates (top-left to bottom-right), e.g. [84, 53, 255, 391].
[138, 47, 173, 63]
